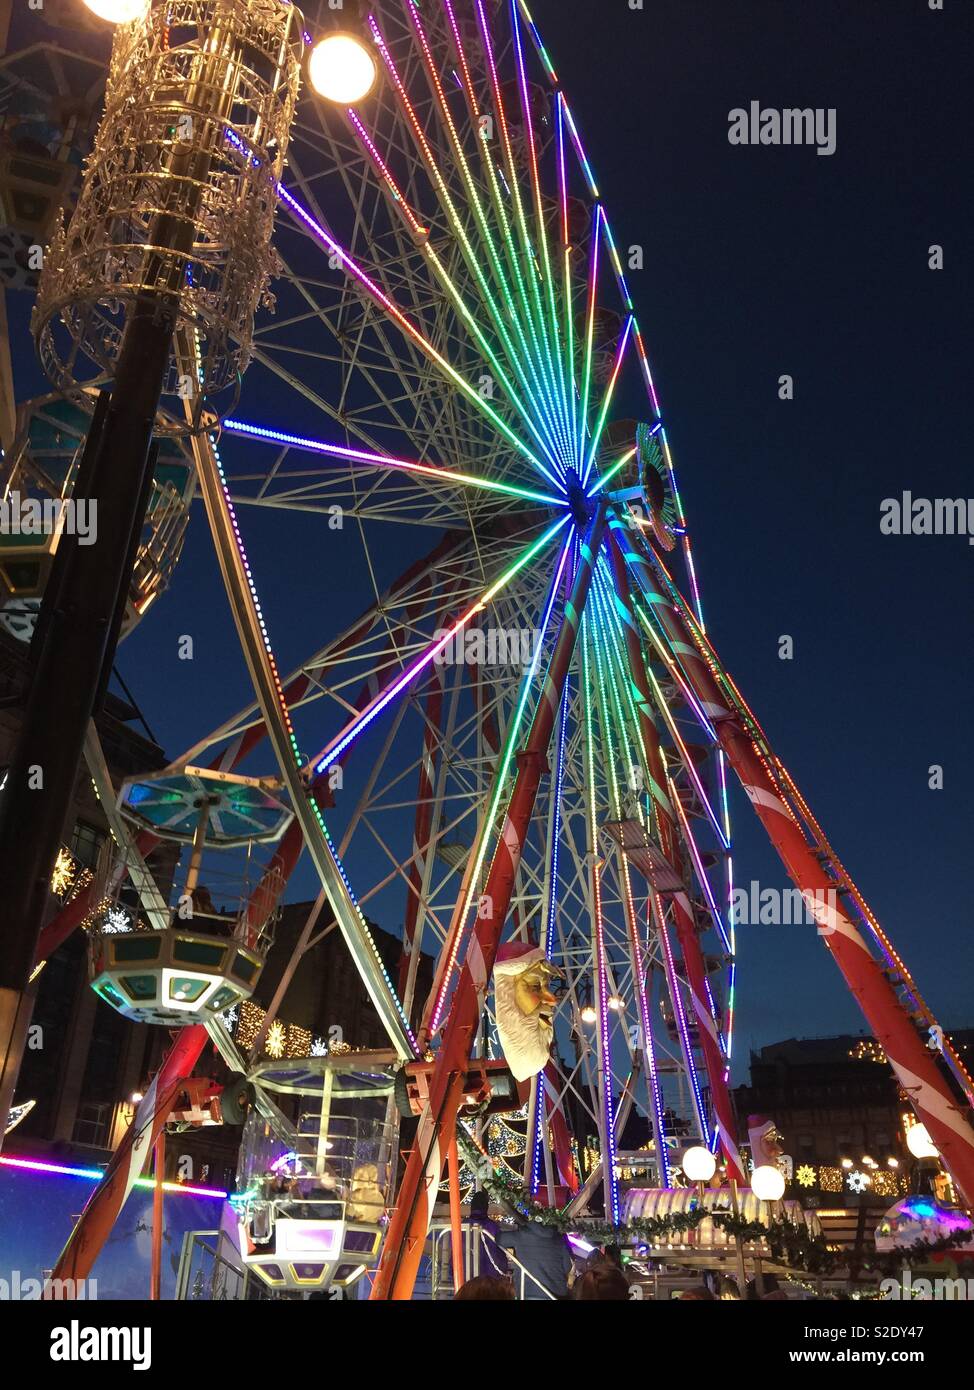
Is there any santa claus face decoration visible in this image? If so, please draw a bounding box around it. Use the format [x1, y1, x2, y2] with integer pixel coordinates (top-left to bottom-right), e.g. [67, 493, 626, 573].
[492, 946, 564, 1083]
[513, 962, 560, 1021]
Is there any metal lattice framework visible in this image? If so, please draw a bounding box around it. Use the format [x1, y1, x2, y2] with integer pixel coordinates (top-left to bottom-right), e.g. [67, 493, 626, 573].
[33, 0, 974, 1297]
[33, 0, 303, 427]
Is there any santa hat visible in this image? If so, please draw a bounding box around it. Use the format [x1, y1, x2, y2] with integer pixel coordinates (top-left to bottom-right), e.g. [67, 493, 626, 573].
[493, 941, 548, 977]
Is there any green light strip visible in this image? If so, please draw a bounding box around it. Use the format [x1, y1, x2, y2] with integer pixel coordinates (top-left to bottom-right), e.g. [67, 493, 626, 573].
[479, 8, 574, 467]
[428, 530, 572, 1032]
[365, 22, 564, 480]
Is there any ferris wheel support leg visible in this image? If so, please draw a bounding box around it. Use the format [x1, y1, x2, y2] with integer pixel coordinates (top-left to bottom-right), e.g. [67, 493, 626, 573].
[610, 513, 974, 1206]
[607, 531, 745, 1182]
[371, 510, 606, 1300]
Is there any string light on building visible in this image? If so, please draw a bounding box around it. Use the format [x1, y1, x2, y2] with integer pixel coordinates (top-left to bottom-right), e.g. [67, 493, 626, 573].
[50, 847, 77, 898]
[849, 1039, 887, 1065]
[102, 907, 133, 934]
[819, 1166, 844, 1194]
[235, 1001, 264, 1052]
[286, 1024, 312, 1058]
[265, 1019, 287, 1059]
[233, 1000, 311, 1059]
[870, 1169, 902, 1199]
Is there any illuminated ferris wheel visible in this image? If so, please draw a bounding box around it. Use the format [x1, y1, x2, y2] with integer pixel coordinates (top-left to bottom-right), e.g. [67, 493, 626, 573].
[28, 0, 974, 1301]
[216, 0, 743, 1206]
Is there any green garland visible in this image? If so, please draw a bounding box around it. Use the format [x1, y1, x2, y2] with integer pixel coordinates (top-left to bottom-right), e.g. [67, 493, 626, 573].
[481, 1169, 974, 1276]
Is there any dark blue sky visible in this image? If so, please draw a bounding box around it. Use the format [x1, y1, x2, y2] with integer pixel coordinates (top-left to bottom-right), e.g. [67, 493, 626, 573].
[10, 1, 972, 1068]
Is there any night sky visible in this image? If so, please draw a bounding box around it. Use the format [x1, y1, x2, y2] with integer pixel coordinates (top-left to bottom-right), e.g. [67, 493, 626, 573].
[9, 1, 973, 1071]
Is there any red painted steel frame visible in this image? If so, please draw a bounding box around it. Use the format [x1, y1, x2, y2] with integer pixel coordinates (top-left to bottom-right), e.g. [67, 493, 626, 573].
[371, 510, 606, 1300]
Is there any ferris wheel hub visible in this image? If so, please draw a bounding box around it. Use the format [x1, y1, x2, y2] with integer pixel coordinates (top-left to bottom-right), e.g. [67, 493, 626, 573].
[564, 468, 593, 529]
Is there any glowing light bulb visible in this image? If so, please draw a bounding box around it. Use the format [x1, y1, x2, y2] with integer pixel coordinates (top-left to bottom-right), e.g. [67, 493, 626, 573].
[580, 1005, 597, 1025]
[906, 1123, 939, 1160]
[308, 33, 377, 104]
[681, 1146, 717, 1183]
[83, 0, 150, 23]
[751, 1165, 786, 1201]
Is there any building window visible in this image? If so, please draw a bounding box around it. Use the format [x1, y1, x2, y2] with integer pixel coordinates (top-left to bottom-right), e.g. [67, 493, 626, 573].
[73, 1101, 110, 1149]
[70, 819, 105, 870]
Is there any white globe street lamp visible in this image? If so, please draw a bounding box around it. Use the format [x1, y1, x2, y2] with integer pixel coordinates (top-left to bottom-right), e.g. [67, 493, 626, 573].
[682, 1146, 717, 1184]
[82, 0, 150, 23]
[309, 33, 378, 105]
[906, 1123, 939, 1160]
[751, 1164, 786, 1201]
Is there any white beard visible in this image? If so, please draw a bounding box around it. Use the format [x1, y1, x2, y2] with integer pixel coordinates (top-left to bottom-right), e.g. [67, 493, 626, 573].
[494, 976, 552, 1082]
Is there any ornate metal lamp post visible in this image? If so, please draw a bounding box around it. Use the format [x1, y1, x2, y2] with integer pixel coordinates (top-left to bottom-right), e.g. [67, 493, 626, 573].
[0, 0, 302, 1143]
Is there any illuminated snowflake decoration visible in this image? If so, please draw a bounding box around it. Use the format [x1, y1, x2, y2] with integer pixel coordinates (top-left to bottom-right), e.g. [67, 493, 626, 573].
[796, 1164, 817, 1188]
[265, 1019, 286, 1059]
[310, 1036, 328, 1057]
[221, 1005, 239, 1032]
[50, 847, 76, 897]
[847, 1170, 871, 1193]
[102, 907, 132, 934]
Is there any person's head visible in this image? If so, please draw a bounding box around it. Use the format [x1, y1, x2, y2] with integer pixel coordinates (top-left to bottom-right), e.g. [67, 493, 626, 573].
[469, 1189, 490, 1221]
[679, 1286, 716, 1300]
[717, 1277, 741, 1301]
[572, 1260, 631, 1301]
[455, 1275, 516, 1301]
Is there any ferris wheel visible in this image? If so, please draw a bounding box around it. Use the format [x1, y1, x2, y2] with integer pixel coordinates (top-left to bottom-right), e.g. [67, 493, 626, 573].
[31, 0, 974, 1301]
[213, 0, 742, 1201]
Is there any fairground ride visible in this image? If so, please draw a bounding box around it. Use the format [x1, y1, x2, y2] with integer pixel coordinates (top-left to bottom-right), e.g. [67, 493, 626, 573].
[2, 0, 972, 1302]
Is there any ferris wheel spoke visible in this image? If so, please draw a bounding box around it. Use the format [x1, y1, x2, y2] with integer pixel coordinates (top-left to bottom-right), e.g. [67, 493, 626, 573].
[577, 204, 602, 470]
[361, 12, 566, 471]
[308, 513, 569, 776]
[443, 3, 575, 471]
[586, 592, 673, 1187]
[472, 3, 575, 470]
[221, 417, 564, 508]
[346, 110, 566, 481]
[509, 0, 573, 454]
[581, 313, 635, 488]
[281, 143, 453, 449]
[554, 95, 580, 457]
[424, 524, 577, 1037]
[278, 185, 556, 487]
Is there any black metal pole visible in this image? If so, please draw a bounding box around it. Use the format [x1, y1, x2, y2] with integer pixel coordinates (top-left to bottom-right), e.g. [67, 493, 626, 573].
[0, 287, 180, 1142]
